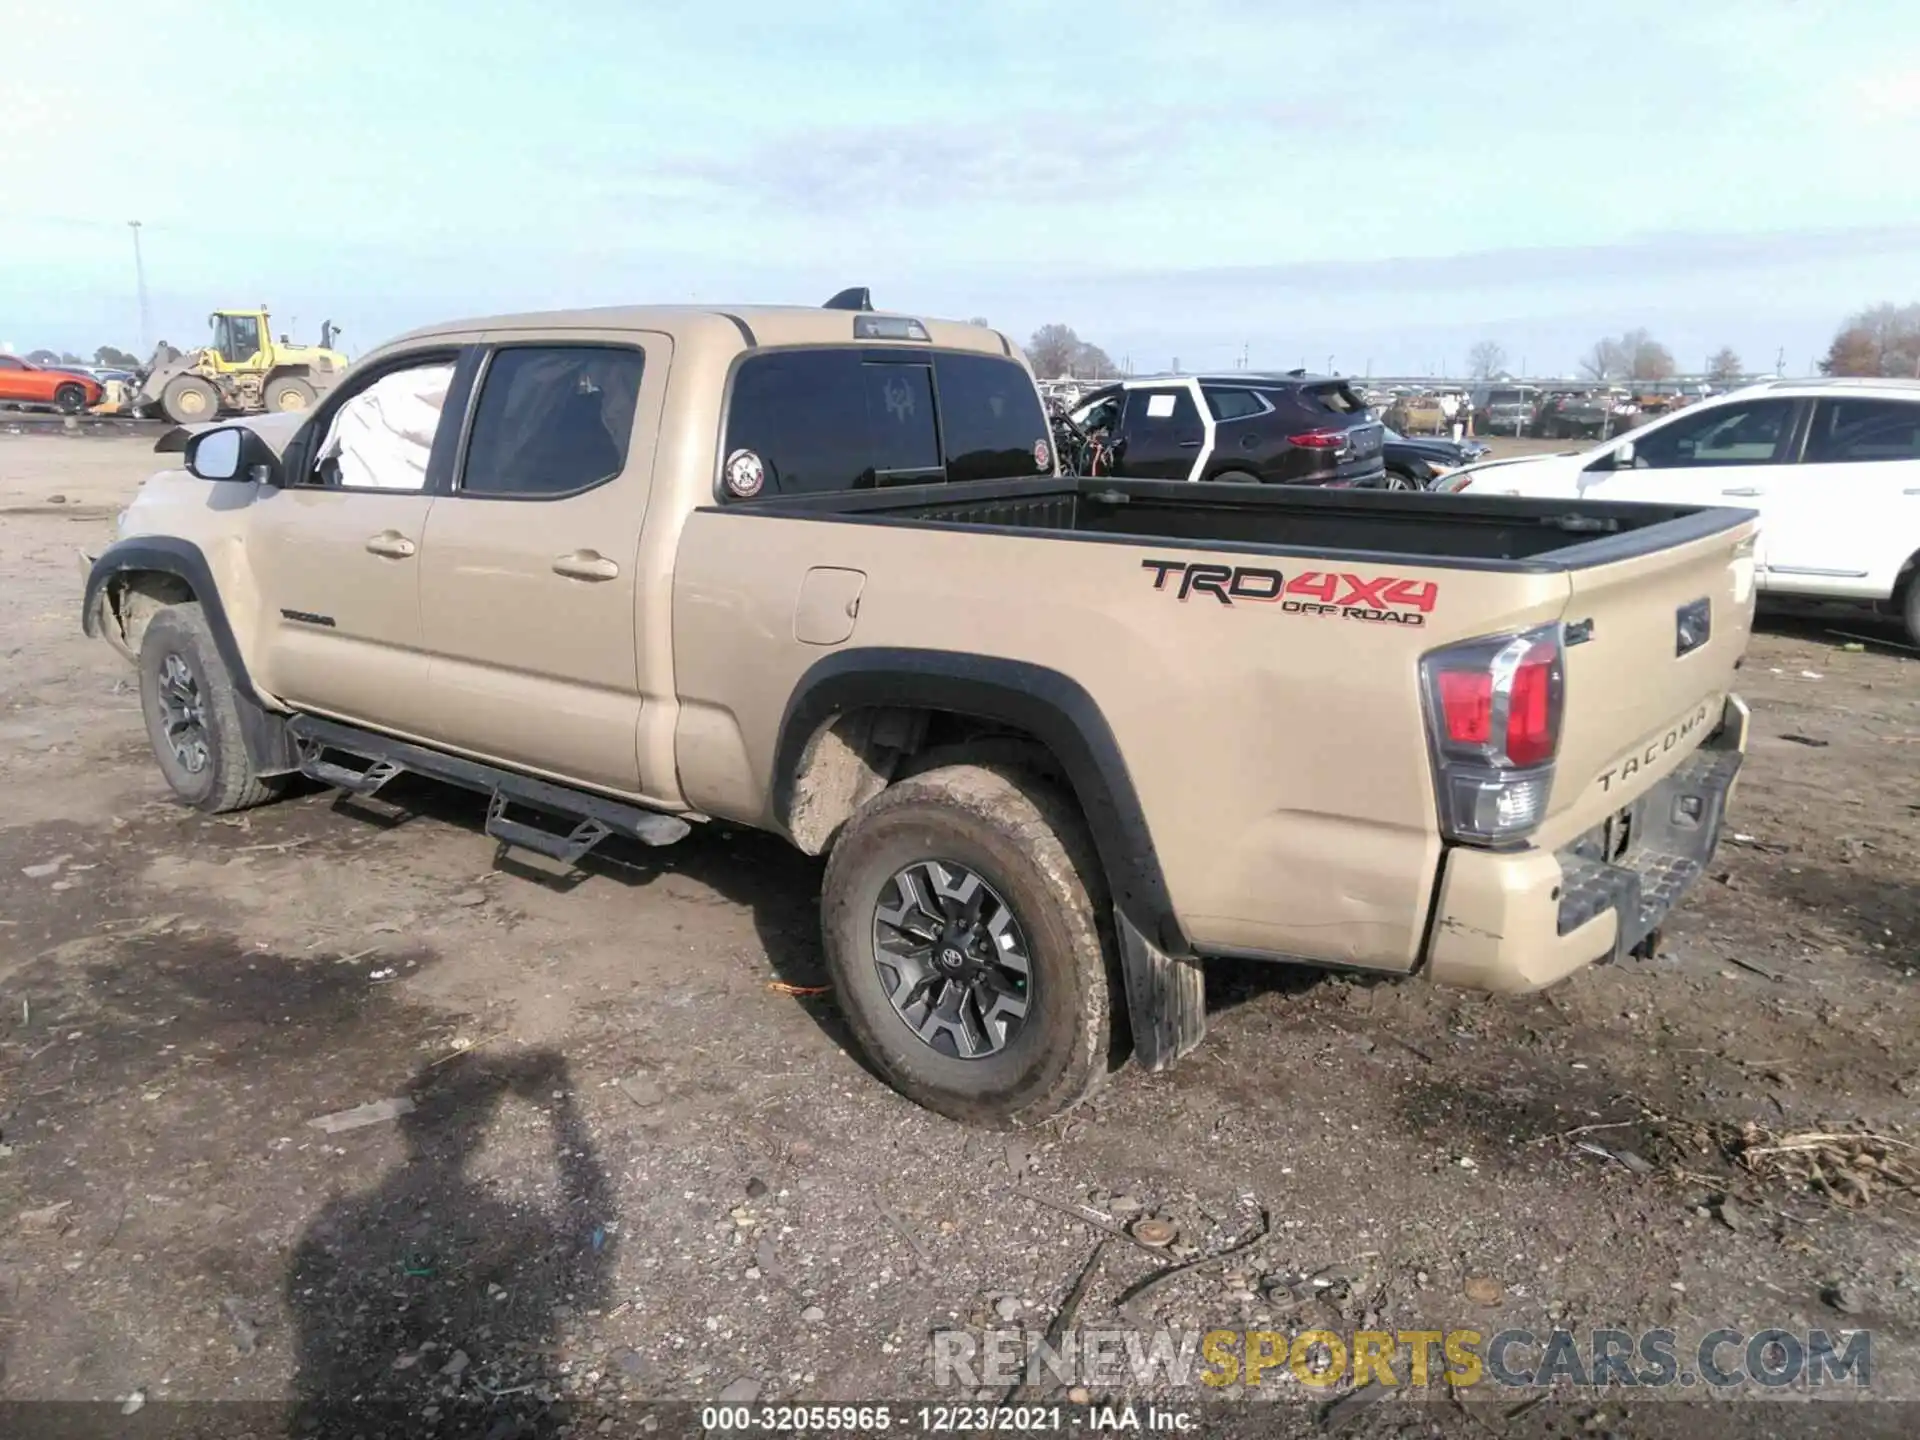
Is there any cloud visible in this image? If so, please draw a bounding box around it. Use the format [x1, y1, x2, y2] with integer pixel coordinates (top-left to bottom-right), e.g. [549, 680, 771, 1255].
[661, 103, 1344, 212]
[1089, 224, 1920, 293]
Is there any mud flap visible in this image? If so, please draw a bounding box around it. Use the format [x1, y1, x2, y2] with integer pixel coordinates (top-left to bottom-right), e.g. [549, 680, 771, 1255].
[1114, 909, 1206, 1071]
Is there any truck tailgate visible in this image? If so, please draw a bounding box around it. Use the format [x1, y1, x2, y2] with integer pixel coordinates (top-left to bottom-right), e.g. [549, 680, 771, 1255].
[1548, 515, 1757, 837]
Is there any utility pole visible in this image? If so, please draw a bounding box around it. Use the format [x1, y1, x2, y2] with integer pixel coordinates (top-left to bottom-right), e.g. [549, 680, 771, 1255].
[1775, 347, 1785, 378]
[128, 220, 149, 355]
[1325, 354, 1334, 375]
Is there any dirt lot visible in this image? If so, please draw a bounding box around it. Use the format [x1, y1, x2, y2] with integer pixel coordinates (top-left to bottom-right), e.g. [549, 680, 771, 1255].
[0, 432, 1915, 1436]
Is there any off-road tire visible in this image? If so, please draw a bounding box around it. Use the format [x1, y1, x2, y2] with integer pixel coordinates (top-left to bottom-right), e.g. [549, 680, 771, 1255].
[821, 763, 1114, 1127]
[138, 603, 281, 813]
[1209, 469, 1261, 485]
[161, 375, 221, 425]
[55, 383, 87, 415]
[266, 375, 317, 413]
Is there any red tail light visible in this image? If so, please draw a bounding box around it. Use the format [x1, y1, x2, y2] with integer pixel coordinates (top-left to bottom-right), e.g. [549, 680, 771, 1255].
[1505, 638, 1560, 766]
[1420, 625, 1565, 842]
[1287, 428, 1348, 449]
[1436, 671, 1492, 746]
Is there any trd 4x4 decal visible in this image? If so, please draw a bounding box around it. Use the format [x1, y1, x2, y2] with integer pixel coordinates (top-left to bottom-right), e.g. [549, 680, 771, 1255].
[1142, 559, 1436, 626]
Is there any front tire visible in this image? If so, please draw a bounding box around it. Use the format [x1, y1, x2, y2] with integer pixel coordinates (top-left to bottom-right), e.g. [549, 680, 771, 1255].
[1903, 573, 1920, 649]
[821, 764, 1114, 1127]
[161, 375, 221, 424]
[55, 383, 87, 415]
[137, 603, 282, 813]
[1381, 468, 1419, 491]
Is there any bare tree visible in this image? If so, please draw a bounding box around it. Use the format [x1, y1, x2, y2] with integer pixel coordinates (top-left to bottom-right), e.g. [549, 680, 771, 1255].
[1579, 337, 1627, 381]
[1706, 347, 1743, 384]
[1027, 324, 1083, 378]
[1820, 302, 1920, 376]
[1026, 324, 1115, 379]
[1581, 329, 1675, 382]
[1466, 340, 1507, 380]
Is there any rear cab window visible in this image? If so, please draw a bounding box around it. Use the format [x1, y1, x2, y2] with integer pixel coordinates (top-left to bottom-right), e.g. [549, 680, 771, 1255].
[722, 347, 1048, 495]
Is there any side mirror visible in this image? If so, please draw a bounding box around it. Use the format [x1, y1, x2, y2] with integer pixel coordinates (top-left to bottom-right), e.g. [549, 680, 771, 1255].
[185, 426, 283, 485]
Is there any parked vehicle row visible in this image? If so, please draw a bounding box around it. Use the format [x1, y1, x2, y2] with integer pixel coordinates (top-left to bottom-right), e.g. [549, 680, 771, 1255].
[82, 293, 1758, 1127]
[0, 354, 105, 413]
[1442, 377, 1920, 643]
[1060, 372, 1387, 487]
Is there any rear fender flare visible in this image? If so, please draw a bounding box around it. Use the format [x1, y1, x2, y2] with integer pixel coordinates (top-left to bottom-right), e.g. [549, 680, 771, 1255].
[773, 648, 1188, 956]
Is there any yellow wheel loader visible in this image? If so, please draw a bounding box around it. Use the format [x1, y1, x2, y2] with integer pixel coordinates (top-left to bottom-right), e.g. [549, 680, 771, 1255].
[135, 308, 349, 424]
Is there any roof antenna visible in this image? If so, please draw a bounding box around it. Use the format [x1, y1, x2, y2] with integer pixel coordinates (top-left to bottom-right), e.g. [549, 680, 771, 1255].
[823, 287, 873, 312]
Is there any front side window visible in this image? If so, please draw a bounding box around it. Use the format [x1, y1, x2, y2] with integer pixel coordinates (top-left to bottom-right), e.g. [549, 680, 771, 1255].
[311, 360, 458, 491]
[1804, 398, 1920, 465]
[1123, 387, 1201, 432]
[935, 352, 1049, 481]
[1629, 399, 1795, 468]
[461, 346, 645, 497]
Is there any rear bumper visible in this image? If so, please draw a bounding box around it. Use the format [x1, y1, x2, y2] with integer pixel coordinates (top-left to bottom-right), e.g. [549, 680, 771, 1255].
[1424, 694, 1749, 993]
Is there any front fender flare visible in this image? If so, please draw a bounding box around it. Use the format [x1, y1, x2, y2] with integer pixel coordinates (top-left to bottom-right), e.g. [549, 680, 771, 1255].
[82, 537, 295, 775]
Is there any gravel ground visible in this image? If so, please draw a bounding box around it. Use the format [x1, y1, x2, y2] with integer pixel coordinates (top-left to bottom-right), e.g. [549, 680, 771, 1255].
[0, 433, 1915, 1438]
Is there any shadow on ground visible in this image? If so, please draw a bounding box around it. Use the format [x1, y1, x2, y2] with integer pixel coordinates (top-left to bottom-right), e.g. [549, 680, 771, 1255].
[287, 1050, 612, 1439]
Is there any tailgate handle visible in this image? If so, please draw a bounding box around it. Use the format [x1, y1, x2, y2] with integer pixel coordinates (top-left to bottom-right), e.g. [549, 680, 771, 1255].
[1721, 486, 1764, 497]
[1177, 439, 1202, 448]
[1676, 597, 1712, 657]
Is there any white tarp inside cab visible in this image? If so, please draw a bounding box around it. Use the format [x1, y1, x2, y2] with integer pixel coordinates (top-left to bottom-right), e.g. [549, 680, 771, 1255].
[317, 363, 455, 490]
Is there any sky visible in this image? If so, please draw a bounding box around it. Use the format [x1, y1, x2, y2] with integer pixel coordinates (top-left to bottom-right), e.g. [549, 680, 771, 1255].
[4, 0, 1920, 377]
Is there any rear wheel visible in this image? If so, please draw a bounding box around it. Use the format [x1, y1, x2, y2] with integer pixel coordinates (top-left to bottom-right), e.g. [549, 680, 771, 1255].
[1209, 469, 1261, 485]
[266, 375, 317, 413]
[821, 764, 1114, 1127]
[55, 383, 87, 415]
[137, 603, 282, 813]
[1903, 573, 1920, 649]
[160, 375, 221, 424]
[1381, 467, 1420, 491]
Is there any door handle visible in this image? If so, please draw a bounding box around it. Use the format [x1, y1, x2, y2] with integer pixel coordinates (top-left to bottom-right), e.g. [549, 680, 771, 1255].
[364, 531, 417, 558]
[1178, 439, 1202, 448]
[552, 550, 619, 581]
[1904, 488, 1920, 496]
[1720, 487, 1764, 497]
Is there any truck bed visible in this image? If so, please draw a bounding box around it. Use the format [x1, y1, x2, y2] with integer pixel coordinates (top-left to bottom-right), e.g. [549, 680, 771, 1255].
[733, 474, 1751, 569]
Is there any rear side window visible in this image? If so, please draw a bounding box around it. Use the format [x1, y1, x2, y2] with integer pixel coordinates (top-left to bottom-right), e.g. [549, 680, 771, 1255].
[461, 346, 645, 497]
[934, 352, 1049, 481]
[1804, 398, 1920, 464]
[1203, 388, 1269, 421]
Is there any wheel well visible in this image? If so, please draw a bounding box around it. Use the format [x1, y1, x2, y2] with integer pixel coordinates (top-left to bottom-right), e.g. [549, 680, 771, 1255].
[100, 570, 196, 656]
[784, 706, 1065, 856]
[1896, 551, 1920, 601]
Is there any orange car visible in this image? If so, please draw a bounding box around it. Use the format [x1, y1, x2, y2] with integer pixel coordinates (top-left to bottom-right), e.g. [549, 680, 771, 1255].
[0, 355, 105, 413]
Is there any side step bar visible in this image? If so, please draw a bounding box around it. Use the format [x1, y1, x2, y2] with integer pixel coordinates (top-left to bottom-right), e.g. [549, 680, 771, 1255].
[288, 714, 691, 859]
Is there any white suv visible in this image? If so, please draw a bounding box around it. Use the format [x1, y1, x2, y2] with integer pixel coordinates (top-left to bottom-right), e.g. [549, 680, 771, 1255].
[1440, 378, 1920, 644]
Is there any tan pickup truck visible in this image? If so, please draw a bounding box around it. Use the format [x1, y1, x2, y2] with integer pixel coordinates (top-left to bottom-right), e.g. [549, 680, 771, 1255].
[82, 297, 1758, 1126]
